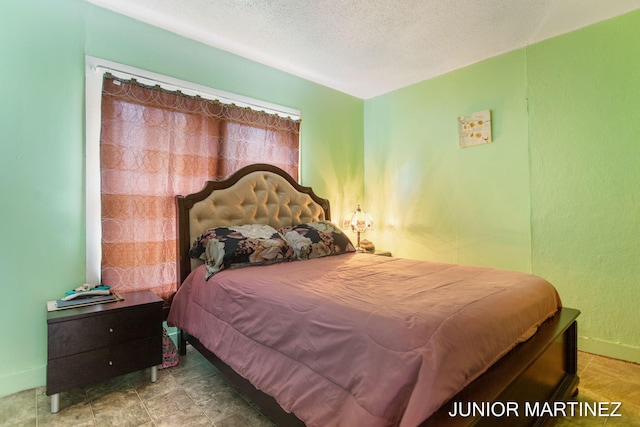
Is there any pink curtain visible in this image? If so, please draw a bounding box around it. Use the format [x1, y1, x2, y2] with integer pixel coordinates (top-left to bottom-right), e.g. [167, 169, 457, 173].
[100, 75, 300, 300]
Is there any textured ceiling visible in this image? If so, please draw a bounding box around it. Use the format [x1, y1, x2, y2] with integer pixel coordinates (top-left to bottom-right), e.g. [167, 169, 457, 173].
[86, 0, 640, 99]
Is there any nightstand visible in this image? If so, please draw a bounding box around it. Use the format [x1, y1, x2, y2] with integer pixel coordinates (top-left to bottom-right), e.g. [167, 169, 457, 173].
[46, 290, 163, 413]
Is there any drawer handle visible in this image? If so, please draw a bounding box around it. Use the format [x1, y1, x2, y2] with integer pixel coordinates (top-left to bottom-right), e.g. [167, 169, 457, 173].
[109, 361, 113, 366]
[109, 328, 114, 333]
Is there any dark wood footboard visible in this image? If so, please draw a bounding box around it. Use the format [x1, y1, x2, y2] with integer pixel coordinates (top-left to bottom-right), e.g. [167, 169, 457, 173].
[422, 307, 580, 427]
[178, 307, 579, 427]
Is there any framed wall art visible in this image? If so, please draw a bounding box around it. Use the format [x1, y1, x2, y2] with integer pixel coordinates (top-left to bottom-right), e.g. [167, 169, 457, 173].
[458, 110, 492, 148]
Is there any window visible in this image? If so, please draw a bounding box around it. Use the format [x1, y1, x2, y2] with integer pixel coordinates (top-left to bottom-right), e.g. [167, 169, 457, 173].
[85, 57, 300, 299]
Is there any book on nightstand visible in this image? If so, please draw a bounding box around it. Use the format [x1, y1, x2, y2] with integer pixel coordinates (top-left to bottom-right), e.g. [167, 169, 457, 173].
[47, 291, 123, 311]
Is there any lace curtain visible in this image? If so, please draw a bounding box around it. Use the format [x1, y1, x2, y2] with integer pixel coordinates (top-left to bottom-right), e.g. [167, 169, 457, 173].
[100, 75, 300, 300]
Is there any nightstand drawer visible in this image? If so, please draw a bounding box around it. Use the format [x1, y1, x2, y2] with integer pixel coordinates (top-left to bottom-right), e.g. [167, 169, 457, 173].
[48, 304, 162, 359]
[46, 335, 162, 395]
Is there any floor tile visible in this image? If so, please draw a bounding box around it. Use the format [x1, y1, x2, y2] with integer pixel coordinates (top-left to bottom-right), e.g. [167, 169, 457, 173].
[197, 383, 256, 423]
[134, 372, 181, 402]
[214, 411, 275, 427]
[143, 388, 196, 421]
[36, 387, 93, 427]
[153, 405, 212, 427]
[555, 354, 640, 427]
[92, 400, 150, 427]
[0, 389, 36, 427]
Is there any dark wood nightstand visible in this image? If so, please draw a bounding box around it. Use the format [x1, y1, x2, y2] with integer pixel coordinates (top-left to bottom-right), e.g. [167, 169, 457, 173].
[46, 290, 163, 413]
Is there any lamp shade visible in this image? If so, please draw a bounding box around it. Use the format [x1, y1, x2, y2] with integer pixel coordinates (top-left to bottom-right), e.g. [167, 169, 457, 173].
[343, 205, 373, 233]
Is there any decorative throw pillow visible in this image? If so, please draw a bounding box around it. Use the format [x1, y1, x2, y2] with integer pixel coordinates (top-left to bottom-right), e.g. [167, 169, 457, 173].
[279, 221, 356, 260]
[189, 224, 294, 279]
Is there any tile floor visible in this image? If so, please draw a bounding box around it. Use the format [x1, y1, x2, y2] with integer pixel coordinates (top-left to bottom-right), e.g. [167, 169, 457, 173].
[0, 346, 273, 427]
[0, 349, 638, 426]
[555, 352, 640, 427]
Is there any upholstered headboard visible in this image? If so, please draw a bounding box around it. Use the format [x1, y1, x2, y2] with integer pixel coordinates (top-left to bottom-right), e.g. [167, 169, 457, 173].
[176, 164, 331, 284]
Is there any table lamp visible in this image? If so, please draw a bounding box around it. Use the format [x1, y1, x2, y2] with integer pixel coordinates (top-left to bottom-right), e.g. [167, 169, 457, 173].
[343, 205, 374, 252]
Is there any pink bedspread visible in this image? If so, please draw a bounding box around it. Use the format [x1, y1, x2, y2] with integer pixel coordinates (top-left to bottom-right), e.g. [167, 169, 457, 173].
[168, 253, 560, 427]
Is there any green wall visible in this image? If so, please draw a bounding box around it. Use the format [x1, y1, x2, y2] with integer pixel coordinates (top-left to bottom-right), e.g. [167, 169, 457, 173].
[365, 10, 640, 363]
[0, 0, 87, 397]
[0, 0, 363, 397]
[364, 50, 531, 272]
[527, 11, 640, 362]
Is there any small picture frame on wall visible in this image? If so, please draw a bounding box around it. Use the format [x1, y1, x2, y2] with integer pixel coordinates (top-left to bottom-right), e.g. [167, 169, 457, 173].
[458, 110, 492, 148]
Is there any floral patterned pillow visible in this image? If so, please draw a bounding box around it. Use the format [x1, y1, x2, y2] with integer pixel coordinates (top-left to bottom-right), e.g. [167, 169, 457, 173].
[279, 221, 356, 260]
[189, 224, 295, 280]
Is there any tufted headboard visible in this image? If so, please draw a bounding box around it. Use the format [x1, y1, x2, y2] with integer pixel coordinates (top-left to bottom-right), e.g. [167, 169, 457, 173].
[175, 163, 331, 285]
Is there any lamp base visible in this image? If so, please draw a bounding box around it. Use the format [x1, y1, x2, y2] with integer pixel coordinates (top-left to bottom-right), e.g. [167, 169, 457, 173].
[359, 239, 375, 253]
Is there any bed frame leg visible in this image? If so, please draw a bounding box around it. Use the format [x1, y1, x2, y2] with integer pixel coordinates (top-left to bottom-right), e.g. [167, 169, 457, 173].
[178, 329, 187, 355]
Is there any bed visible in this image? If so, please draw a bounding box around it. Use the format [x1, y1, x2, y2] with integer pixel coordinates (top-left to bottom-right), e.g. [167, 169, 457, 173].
[167, 163, 580, 427]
